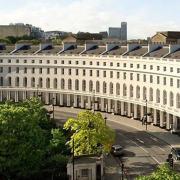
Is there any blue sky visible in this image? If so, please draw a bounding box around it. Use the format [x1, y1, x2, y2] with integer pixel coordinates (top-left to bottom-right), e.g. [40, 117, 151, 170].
[0, 0, 180, 39]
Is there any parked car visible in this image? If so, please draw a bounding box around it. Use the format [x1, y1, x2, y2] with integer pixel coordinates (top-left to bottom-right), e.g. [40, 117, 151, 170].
[111, 144, 124, 156]
[171, 147, 180, 161]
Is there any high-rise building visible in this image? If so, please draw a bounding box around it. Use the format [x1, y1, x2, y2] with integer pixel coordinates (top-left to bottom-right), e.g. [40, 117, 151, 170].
[121, 22, 127, 41]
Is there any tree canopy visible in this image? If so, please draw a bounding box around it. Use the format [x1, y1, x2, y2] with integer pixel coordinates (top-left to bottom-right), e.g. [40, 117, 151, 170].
[63, 110, 115, 156]
[0, 98, 68, 180]
[136, 164, 180, 180]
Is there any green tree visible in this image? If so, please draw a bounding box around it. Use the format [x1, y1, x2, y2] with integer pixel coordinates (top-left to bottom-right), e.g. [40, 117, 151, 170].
[136, 164, 180, 180]
[63, 110, 115, 156]
[0, 98, 68, 179]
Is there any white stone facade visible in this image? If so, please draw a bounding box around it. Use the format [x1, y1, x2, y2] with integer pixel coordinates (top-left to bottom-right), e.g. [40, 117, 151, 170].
[0, 54, 180, 132]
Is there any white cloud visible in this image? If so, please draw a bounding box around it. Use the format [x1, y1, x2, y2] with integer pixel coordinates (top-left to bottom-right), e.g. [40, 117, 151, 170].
[0, 0, 180, 39]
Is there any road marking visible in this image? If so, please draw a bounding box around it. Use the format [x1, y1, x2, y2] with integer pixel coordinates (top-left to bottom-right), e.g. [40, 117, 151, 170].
[150, 137, 158, 142]
[136, 138, 144, 144]
[158, 147, 166, 152]
[152, 156, 161, 164]
[130, 140, 149, 153]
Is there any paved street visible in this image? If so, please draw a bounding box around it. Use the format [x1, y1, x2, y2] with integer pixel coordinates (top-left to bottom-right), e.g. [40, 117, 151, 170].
[51, 107, 180, 179]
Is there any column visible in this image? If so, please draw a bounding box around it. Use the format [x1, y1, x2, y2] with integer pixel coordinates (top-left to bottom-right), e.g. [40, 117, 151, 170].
[121, 101, 124, 116]
[160, 111, 164, 127]
[127, 103, 131, 117]
[45, 92, 49, 104]
[81, 96, 85, 108]
[23, 91, 26, 100]
[7, 91, 10, 100]
[173, 115, 177, 132]
[15, 92, 18, 102]
[74, 95, 78, 107]
[94, 97, 98, 110]
[140, 106, 144, 119]
[114, 100, 118, 114]
[87, 96, 91, 109]
[166, 113, 170, 130]
[67, 94, 70, 106]
[153, 109, 157, 125]
[53, 93, 57, 105]
[60, 94, 64, 106]
[101, 98, 105, 111]
[134, 104, 138, 119]
[0, 91, 2, 102]
[108, 99, 111, 113]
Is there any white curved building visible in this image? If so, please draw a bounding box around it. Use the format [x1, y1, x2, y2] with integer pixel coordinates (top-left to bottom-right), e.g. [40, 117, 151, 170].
[0, 42, 180, 132]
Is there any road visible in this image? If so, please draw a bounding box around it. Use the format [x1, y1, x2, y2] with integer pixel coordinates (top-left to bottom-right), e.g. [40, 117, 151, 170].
[53, 110, 171, 178]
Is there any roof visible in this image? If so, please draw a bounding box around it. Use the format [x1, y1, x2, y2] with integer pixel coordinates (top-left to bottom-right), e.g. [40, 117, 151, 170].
[158, 31, 180, 39]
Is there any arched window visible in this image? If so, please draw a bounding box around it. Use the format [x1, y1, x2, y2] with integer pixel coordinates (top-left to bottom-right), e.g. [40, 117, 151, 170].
[15, 77, 19, 87]
[8, 77, 12, 86]
[163, 90, 167, 105]
[170, 92, 174, 107]
[156, 89, 160, 103]
[23, 77, 27, 87]
[103, 81, 107, 93]
[96, 81, 100, 93]
[0, 77, 3, 86]
[123, 84, 127, 96]
[110, 82, 113, 94]
[68, 79, 72, 90]
[176, 93, 180, 108]
[46, 78, 50, 88]
[136, 86, 140, 98]
[39, 77, 43, 88]
[61, 79, 65, 89]
[116, 83, 120, 96]
[143, 87, 147, 100]
[75, 79, 79, 90]
[31, 77, 35, 87]
[130, 85, 133, 97]
[54, 78, 57, 89]
[149, 88, 153, 101]
[89, 80, 93, 92]
[82, 80, 86, 91]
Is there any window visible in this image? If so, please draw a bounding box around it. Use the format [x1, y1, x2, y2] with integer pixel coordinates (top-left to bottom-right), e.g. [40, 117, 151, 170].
[143, 74, 146, 82]
[81, 169, 88, 177]
[83, 61, 85, 65]
[110, 71, 113, 78]
[61, 60, 64, 64]
[39, 60, 42, 64]
[0, 77, 3, 86]
[32, 68, 35, 74]
[137, 74, 140, 81]
[103, 62, 106, 66]
[157, 76, 160, 84]
[96, 70, 99, 77]
[68, 60, 71, 64]
[177, 68, 180, 73]
[143, 65, 146, 69]
[39, 68, 42, 74]
[32, 60, 35, 63]
[90, 61, 92, 65]
[8, 59, 11, 63]
[170, 67, 173, 72]
[24, 67, 27, 74]
[150, 65, 153, 70]
[47, 68, 50, 74]
[54, 60, 57, 64]
[123, 72, 126, 79]
[24, 59, 27, 63]
[130, 73, 133, 80]
[110, 62, 113, 66]
[163, 67, 166, 71]
[157, 66, 160, 71]
[76, 69, 79, 76]
[0, 67, 3, 73]
[83, 69, 86, 76]
[96, 61, 99, 66]
[46, 60, 49, 64]
[75, 61, 78, 65]
[117, 72, 120, 79]
[0, 59, 3, 63]
[16, 59, 19, 63]
[89, 70, 92, 76]
[163, 77, 166, 85]
[8, 67, 11, 73]
[177, 79, 180, 88]
[170, 78, 173, 86]
[61, 68, 64, 75]
[130, 64, 133, 68]
[54, 68, 57, 74]
[150, 75, 153, 83]
[16, 67, 19, 73]
[117, 63, 120, 67]
[68, 69, 71, 75]
[103, 71, 106, 77]
[123, 63, 126, 68]
[137, 64, 140, 68]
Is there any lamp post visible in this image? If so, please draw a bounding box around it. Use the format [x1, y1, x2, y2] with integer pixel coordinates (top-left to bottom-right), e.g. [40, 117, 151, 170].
[145, 99, 148, 130]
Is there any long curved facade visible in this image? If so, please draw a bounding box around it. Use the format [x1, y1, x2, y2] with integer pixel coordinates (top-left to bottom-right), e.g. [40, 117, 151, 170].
[0, 43, 180, 132]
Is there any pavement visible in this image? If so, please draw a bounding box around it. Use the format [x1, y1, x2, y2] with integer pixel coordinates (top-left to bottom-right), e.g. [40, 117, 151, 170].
[53, 106, 180, 148]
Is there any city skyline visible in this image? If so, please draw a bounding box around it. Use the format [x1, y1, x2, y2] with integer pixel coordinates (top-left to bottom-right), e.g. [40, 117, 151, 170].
[0, 0, 180, 39]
